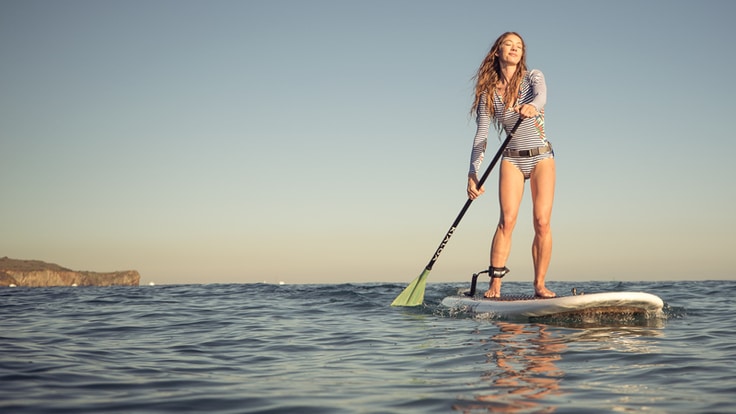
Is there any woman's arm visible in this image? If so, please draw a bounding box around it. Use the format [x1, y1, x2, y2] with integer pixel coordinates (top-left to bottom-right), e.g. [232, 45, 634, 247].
[527, 69, 546, 112]
[468, 94, 490, 199]
[513, 69, 546, 118]
[469, 94, 490, 177]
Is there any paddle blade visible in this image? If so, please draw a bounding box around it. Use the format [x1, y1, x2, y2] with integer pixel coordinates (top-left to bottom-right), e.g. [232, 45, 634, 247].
[390, 269, 430, 307]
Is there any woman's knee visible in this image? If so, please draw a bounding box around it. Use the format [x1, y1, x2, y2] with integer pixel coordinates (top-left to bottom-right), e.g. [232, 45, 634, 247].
[498, 214, 518, 234]
[533, 215, 551, 236]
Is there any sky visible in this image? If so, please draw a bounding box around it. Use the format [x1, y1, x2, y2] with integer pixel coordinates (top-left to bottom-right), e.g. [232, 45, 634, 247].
[1, 0, 735, 285]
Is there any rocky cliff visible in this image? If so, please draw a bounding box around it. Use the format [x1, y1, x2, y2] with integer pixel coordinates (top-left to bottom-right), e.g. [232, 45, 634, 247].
[0, 257, 140, 287]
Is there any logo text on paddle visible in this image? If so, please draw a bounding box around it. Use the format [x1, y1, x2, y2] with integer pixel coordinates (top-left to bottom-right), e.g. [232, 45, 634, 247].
[431, 226, 455, 265]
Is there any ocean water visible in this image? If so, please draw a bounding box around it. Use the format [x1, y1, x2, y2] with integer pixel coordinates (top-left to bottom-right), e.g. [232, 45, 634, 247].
[1, 279, 734, 414]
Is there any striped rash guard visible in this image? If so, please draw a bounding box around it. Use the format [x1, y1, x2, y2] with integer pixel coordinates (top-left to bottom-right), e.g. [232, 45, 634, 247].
[469, 69, 550, 178]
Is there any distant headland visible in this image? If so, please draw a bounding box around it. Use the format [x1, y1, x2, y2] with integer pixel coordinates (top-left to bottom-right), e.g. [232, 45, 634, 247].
[0, 257, 140, 287]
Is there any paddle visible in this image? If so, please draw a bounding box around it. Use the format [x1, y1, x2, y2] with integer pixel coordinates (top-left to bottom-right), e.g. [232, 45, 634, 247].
[391, 117, 524, 307]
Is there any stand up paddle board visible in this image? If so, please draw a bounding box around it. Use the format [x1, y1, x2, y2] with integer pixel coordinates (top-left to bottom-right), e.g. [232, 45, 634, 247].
[441, 291, 664, 318]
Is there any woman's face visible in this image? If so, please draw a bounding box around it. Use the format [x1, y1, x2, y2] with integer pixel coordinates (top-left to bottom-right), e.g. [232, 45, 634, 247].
[497, 34, 524, 65]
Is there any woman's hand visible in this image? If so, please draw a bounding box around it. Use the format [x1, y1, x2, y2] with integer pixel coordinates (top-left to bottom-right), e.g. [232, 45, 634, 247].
[467, 175, 484, 200]
[513, 103, 539, 119]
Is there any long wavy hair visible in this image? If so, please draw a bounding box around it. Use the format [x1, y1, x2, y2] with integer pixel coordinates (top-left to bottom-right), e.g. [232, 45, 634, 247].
[471, 32, 528, 128]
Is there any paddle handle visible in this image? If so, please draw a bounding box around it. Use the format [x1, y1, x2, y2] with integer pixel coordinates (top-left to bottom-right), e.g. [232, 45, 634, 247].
[424, 117, 523, 271]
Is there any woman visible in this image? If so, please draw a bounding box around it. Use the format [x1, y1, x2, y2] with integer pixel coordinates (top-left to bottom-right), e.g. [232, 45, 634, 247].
[467, 32, 556, 299]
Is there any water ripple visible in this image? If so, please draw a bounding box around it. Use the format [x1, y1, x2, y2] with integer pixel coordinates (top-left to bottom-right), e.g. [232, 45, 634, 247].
[0, 280, 734, 413]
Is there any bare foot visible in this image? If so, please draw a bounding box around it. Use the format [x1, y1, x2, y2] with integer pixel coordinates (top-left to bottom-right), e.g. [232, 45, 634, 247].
[484, 278, 502, 298]
[534, 286, 556, 299]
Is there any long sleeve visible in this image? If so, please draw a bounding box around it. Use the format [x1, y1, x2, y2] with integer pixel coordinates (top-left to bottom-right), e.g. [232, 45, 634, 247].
[469, 93, 490, 176]
[527, 69, 546, 112]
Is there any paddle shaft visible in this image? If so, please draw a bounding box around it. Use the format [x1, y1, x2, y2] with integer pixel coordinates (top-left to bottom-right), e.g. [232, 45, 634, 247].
[423, 117, 523, 272]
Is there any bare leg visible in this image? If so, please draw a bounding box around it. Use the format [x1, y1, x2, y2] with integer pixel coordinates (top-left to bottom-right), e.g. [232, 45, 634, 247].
[485, 160, 525, 298]
[529, 158, 556, 298]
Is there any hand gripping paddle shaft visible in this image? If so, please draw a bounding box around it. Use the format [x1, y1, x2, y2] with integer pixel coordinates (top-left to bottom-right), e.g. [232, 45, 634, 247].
[391, 117, 524, 307]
